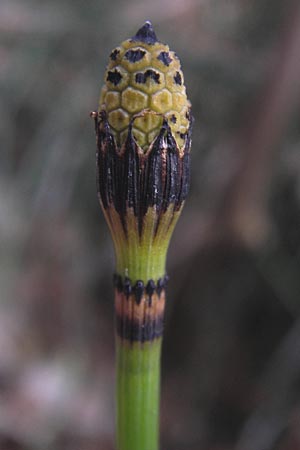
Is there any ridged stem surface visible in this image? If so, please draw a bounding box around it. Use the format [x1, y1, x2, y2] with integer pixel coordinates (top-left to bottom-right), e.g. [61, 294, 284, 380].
[112, 205, 180, 450]
[116, 339, 162, 450]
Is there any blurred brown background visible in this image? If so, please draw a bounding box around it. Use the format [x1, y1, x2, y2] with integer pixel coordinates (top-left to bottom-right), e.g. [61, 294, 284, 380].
[1, 0, 300, 449]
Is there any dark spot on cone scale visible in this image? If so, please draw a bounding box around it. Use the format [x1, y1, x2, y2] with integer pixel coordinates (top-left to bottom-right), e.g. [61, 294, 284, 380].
[125, 49, 146, 63]
[135, 69, 160, 84]
[157, 51, 172, 66]
[107, 69, 122, 86]
[110, 49, 120, 61]
[174, 71, 182, 85]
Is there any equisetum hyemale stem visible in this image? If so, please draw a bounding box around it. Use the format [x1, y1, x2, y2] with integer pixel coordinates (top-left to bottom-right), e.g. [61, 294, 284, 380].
[92, 21, 193, 450]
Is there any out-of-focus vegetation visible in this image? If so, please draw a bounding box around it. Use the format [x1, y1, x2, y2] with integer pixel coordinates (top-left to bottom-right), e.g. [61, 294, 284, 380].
[1, 1, 300, 449]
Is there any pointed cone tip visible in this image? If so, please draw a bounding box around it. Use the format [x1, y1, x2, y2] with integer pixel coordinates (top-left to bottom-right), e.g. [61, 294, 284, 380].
[132, 21, 159, 45]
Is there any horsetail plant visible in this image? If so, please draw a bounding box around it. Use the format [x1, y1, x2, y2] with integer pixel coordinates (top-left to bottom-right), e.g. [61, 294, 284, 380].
[91, 21, 193, 450]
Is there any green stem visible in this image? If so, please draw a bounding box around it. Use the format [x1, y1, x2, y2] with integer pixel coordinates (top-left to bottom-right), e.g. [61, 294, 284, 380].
[111, 205, 180, 449]
[116, 338, 162, 450]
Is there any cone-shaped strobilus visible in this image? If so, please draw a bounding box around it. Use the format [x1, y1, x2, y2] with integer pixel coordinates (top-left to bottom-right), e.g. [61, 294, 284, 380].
[92, 21, 193, 450]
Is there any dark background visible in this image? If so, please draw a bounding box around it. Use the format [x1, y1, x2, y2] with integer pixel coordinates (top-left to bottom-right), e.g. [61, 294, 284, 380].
[1, 1, 300, 449]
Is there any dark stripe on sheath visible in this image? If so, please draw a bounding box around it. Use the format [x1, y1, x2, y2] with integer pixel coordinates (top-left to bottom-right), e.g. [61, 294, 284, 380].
[95, 111, 193, 236]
